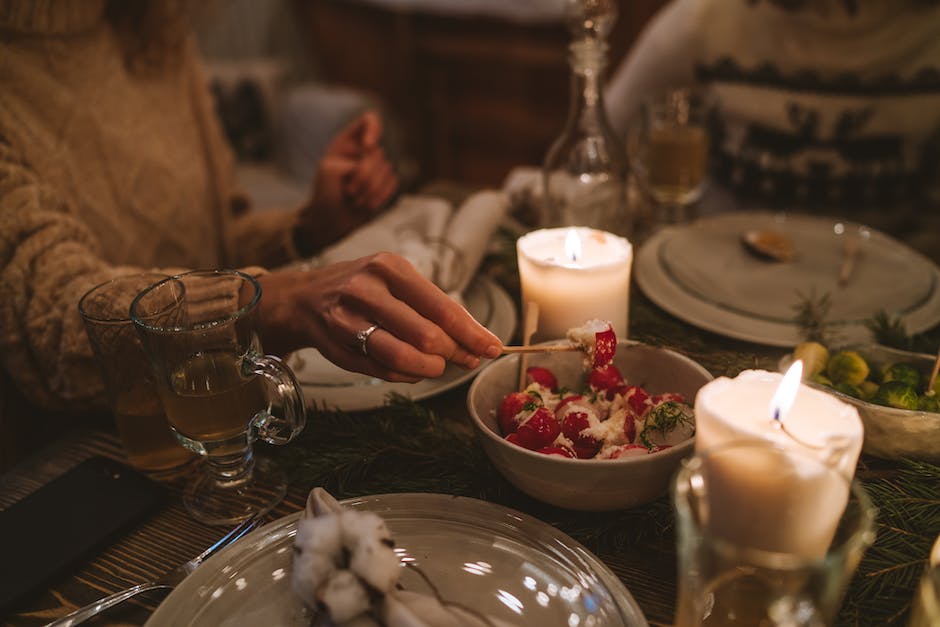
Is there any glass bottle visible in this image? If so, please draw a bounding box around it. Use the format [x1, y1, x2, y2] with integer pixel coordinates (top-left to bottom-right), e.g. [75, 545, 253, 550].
[542, 0, 630, 237]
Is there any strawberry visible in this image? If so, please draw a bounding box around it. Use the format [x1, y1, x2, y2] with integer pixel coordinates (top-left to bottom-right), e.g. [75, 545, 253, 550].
[588, 364, 626, 399]
[623, 413, 637, 442]
[561, 411, 602, 459]
[514, 407, 560, 450]
[607, 444, 648, 459]
[525, 366, 558, 390]
[621, 385, 651, 417]
[498, 391, 535, 435]
[537, 445, 576, 458]
[591, 325, 617, 368]
[505, 432, 524, 447]
[554, 394, 584, 418]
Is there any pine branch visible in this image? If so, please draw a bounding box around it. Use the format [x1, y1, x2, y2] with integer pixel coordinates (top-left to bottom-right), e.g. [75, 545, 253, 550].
[838, 460, 940, 625]
[793, 289, 833, 344]
[865, 311, 940, 354]
[866, 311, 913, 351]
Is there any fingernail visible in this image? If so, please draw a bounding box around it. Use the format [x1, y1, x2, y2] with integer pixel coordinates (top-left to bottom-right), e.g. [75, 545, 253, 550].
[462, 355, 481, 370]
[484, 345, 501, 359]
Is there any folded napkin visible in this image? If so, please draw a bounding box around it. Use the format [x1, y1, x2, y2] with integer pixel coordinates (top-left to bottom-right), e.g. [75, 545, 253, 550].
[292, 487, 496, 627]
[316, 191, 508, 295]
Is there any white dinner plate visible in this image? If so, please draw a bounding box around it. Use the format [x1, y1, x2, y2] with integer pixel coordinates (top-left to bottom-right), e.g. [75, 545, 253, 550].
[286, 276, 516, 411]
[635, 211, 940, 347]
[145, 493, 648, 626]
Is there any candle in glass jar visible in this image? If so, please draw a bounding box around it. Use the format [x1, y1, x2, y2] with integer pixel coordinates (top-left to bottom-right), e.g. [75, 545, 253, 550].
[517, 227, 632, 342]
[692, 368, 864, 557]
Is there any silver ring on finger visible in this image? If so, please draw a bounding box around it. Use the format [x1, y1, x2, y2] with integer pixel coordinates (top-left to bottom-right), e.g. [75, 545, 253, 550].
[355, 324, 380, 356]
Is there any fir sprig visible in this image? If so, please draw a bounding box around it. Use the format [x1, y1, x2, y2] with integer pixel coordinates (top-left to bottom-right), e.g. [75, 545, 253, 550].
[277, 394, 504, 500]
[866, 311, 913, 351]
[866, 310, 940, 355]
[793, 289, 833, 344]
[839, 460, 940, 625]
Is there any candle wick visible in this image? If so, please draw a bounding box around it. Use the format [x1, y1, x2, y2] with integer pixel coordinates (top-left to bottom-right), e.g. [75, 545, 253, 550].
[771, 416, 825, 451]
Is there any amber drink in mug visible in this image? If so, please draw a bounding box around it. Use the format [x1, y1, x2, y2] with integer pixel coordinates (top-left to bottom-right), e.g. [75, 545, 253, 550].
[132, 270, 306, 524]
[79, 273, 195, 476]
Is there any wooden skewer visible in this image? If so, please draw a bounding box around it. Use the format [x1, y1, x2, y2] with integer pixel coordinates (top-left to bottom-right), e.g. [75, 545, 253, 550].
[502, 344, 581, 354]
[926, 346, 940, 397]
[837, 236, 859, 287]
[517, 301, 539, 391]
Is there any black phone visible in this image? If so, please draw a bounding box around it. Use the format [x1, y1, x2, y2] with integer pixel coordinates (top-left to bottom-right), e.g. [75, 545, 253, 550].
[0, 456, 166, 611]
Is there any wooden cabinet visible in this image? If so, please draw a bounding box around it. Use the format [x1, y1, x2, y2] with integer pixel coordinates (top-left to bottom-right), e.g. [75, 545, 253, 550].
[293, 0, 665, 186]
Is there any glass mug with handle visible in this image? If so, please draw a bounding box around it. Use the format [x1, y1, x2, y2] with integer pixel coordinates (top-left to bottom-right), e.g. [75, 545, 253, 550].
[131, 270, 306, 525]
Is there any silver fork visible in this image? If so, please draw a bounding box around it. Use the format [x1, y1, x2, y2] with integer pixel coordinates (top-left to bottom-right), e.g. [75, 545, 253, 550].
[46, 516, 260, 627]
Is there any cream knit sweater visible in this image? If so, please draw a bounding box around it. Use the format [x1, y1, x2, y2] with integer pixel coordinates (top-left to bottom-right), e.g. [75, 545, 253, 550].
[0, 0, 304, 411]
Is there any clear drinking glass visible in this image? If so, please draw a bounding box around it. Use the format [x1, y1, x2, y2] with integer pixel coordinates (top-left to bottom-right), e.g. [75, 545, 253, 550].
[79, 273, 196, 477]
[672, 441, 875, 626]
[629, 88, 712, 227]
[131, 270, 306, 525]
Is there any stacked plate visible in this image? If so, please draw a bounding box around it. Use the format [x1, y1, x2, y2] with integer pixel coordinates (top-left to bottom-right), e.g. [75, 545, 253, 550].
[635, 212, 940, 347]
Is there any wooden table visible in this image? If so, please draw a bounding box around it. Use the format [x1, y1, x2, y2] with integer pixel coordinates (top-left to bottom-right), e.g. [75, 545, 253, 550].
[2, 186, 938, 626]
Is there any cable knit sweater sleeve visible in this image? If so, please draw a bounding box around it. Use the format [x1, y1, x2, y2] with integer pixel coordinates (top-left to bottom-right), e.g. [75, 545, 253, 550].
[0, 138, 269, 412]
[0, 3, 298, 413]
[0, 138, 143, 411]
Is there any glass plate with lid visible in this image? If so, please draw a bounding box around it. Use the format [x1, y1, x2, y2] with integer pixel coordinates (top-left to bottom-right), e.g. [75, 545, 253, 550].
[146, 493, 648, 626]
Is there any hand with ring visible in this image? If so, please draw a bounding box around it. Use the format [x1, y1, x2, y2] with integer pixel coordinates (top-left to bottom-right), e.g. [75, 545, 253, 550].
[255, 252, 502, 383]
[355, 324, 380, 356]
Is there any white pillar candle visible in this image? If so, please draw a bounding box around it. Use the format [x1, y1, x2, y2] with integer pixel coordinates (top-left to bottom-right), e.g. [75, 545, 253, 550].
[693, 369, 864, 557]
[517, 227, 632, 342]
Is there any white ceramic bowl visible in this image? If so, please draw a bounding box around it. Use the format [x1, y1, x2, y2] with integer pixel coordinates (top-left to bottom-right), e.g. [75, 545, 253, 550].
[780, 344, 940, 462]
[467, 341, 713, 511]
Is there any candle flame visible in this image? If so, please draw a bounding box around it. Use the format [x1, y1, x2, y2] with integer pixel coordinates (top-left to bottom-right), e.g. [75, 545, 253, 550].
[564, 228, 582, 262]
[770, 360, 803, 423]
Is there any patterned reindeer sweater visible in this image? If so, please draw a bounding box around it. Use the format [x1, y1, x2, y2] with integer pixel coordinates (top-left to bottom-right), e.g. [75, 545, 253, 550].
[606, 0, 940, 209]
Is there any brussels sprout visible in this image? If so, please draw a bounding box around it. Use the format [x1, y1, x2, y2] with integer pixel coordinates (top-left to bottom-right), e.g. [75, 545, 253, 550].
[793, 342, 829, 377]
[810, 373, 834, 388]
[918, 394, 940, 413]
[826, 350, 870, 386]
[858, 381, 879, 401]
[881, 362, 923, 389]
[834, 382, 861, 398]
[872, 380, 919, 410]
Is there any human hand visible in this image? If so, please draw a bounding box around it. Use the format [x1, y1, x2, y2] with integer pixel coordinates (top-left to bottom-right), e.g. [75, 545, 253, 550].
[296, 112, 399, 253]
[256, 253, 502, 383]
